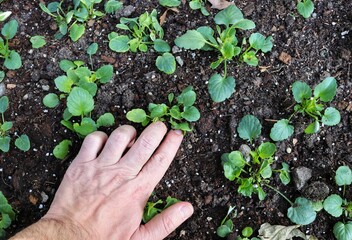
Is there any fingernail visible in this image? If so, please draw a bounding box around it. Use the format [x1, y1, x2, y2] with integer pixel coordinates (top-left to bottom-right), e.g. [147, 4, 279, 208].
[174, 130, 183, 135]
[180, 205, 193, 219]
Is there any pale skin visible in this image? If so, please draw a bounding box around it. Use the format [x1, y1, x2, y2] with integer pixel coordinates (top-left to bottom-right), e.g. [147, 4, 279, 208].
[11, 122, 194, 240]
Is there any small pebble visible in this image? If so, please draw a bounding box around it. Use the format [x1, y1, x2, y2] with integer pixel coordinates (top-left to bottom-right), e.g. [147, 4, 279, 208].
[286, 147, 292, 154]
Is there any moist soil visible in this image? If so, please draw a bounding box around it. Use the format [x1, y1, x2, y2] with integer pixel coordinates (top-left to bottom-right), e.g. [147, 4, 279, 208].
[1, 0, 352, 239]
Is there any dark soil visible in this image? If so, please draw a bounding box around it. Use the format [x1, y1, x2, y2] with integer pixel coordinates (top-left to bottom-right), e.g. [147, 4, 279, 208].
[1, 0, 351, 239]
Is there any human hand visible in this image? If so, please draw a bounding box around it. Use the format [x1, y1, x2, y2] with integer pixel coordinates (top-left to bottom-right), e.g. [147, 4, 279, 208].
[12, 122, 193, 240]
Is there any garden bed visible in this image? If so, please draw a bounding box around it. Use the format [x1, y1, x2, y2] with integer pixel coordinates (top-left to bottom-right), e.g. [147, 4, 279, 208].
[0, 0, 351, 239]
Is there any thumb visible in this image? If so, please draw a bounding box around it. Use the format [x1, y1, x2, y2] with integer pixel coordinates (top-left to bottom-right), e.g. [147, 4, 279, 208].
[132, 202, 193, 240]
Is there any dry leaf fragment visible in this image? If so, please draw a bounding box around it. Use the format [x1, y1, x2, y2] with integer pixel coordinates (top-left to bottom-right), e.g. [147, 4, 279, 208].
[258, 223, 318, 240]
[279, 52, 292, 64]
[207, 0, 236, 10]
[160, 7, 179, 26]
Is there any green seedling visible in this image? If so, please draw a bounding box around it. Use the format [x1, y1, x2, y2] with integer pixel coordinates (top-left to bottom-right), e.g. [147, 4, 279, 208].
[108, 9, 176, 74]
[43, 60, 115, 159]
[40, 0, 123, 41]
[0, 11, 11, 22]
[126, 86, 200, 133]
[159, 0, 181, 7]
[0, 96, 30, 152]
[30, 35, 46, 49]
[216, 206, 236, 237]
[222, 115, 316, 225]
[175, 5, 273, 102]
[87, 42, 98, 68]
[0, 191, 15, 239]
[143, 196, 180, 223]
[297, 0, 314, 19]
[0, 19, 22, 69]
[270, 77, 340, 141]
[236, 226, 260, 240]
[323, 166, 352, 240]
[189, 0, 209, 16]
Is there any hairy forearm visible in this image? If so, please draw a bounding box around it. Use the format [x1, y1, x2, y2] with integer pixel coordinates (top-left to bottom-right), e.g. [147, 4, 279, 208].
[10, 218, 90, 240]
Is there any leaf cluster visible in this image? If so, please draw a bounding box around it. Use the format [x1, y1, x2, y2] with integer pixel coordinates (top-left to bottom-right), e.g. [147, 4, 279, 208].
[126, 86, 200, 133]
[39, 0, 123, 41]
[216, 206, 236, 237]
[270, 77, 341, 141]
[323, 166, 352, 240]
[43, 60, 115, 159]
[222, 115, 289, 200]
[174, 5, 273, 102]
[142, 196, 180, 223]
[189, 0, 209, 16]
[108, 9, 176, 74]
[0, 19, 22, 70]
[0, 191, 15, 239]
[0, 96, 30, 152]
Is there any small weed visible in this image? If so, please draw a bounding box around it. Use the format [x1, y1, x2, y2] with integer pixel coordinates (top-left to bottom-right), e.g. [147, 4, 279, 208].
[0, 191, 15, 239]
[126, 86, 200, 133]
[30, 35, 46, 49]
[175, 5, 272, 102]
[143, 196, 180, 223]
[297, 0, 314, 19]
[108, 9, 176, 74]
[216, 206, 236, 237]
[270, 77, 340, 141]
[0, 19, 22, 69]
[323, 166, 352, 240]
[189, 0, 209, 16]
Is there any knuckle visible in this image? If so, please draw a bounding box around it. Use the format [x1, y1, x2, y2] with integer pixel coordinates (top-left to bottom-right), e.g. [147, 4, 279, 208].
[151, 152, 169, 168]
[139, 136, 156, 151]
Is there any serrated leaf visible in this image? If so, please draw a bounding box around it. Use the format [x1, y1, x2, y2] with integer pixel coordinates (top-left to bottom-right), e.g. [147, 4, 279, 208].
[214, 5, 243, 27]
[208, 74, 236, 102]
[335, 166, 352, 186]
[43, 93, 60, 108]
[323, 194, 343, 217]
[53, 139, 72, 160]
[156, 53, 176, 74]
[287, 197, 316, 225]
[237, 115, 262, 142]
[67, 87, 94, 116]
[174, 30, 207, 50]
[297, 0, 314, 19]
[270, 119, 294, 141]
[292, 81, 312, 103]
[322, 107, 340, 126]
[333, 222, 352, 240]
[126, 109, 147, 123]
[15, 134, 30, 152]
[96, 65, 114, 83]
[55, 76, 74, 93]
[73, 118, 97, 136]
[314, 77, 337, 102]
[97, 113, 115, 127]
[70, 23, 85, 42]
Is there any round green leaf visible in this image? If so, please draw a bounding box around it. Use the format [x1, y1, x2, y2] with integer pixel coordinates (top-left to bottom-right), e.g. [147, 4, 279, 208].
[243, 51, 258, 66]
[59, 60, 75, 72]
[30, 35, 46, 49]
[322, 107, 340, 126]
[69, 23, 85, 42]
[287, 197, 316, 225]
[97, 113, 115, 127]
[333, 222, 352, 240]
[237, 115, 262, 142]
[96, 65, 114, 83]
[174, 30, 206, 50]
[249, 33, 266, 51]
[73, 118, 97, 136]
[105, 0, 123, 14]
[214, 5, 243, 27]
[0, 96, 9, 113]
[297, 0, 314, 19]
[314, 77, 337, 102]
[53, 139, 72, 160]
[126, 109, 147, 123]
[4, 50, 22, 70]
[67, 87, 94, 116]
[55, 76, 74, 93]
[181, 106, 200, 122]
[109, 35, 130, 52]
[270, 119, 294, 141]
[156, 53, 176, 74]
[292, 81, 312, 103]
[258, 142, 276, 158]
[0, 136, 10, 152]
[242, 226, 253, 237]
[177, 88, 196, 107]
[189, 1, 201, 9]
[228, 151, 246, 168]
[1, 121, 13, 132]
[323, 194, 343, 217]
[335, 166, 352, 186]
[208, 74, 236, 102]
[304, 121, 320, 134]
[43, 93, 60, 108]
[2, 19, 18, 39]
[15, 134, 30, 152]
[87, 43, 98, 55]
[153, 39, 171, 53]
